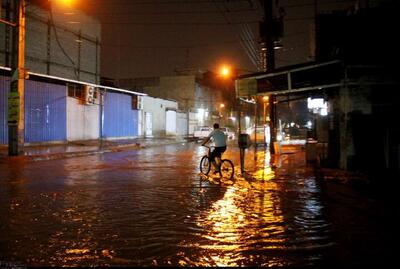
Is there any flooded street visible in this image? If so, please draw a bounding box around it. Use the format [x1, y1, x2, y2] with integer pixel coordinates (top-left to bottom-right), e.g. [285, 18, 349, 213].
[0, 142, 395, 267]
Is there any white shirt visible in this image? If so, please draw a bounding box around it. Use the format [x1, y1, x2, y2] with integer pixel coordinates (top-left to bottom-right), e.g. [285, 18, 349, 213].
[208, 129, 227, 147]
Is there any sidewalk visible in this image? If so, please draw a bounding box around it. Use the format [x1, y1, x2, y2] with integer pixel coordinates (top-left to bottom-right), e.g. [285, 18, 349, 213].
[0, 137, 187, 161]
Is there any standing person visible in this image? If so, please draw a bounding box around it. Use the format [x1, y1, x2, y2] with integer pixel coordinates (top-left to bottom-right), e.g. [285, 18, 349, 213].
[201, 123, 227, 173]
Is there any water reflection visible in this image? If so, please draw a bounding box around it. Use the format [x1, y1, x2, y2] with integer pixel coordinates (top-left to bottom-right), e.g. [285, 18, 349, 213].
[0, 144, 334, 267]
[178, 150, 332, 267]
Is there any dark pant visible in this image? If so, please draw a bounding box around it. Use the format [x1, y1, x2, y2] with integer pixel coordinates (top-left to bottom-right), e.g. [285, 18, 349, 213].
[210, 146, 227, 163]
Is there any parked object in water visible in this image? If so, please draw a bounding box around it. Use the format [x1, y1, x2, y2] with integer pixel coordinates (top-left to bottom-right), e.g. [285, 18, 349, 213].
[246, 125, 270, 145]
[220, 127, 235, 140]
[193, 126, 213, 142]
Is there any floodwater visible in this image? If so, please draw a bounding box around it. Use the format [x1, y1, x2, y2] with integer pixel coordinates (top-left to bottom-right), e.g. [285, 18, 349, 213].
[0, 143, 395, 267]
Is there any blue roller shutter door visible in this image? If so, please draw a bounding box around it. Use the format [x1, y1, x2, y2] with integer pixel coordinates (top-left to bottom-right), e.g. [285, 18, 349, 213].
[103, 92, 138, 138]
[0, 76, 10, 144]
[24, 80, 66, 143]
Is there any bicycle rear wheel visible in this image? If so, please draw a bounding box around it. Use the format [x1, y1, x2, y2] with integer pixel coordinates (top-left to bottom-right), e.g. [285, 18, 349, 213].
[220, 159, 234, 179]
[200, 156, 211, 175]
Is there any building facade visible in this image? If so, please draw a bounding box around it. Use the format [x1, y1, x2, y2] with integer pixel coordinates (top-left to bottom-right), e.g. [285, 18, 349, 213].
[139, 95, 179, 138]
[0, 72, 144, 145]
[119, 72, 227, 135]
[236, 2, 400, 178]
[0, 1, 101, 83]
[0, 2, 146, 146]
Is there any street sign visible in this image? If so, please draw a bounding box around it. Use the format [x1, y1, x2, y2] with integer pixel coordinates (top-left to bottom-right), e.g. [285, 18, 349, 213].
[8, 91, 19, 125]
[235, 78, 257, 97]
[8, 69, 20, 125]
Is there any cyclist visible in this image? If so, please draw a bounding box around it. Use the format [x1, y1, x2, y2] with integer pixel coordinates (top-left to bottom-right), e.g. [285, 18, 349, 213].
[201, 123, 227, 173]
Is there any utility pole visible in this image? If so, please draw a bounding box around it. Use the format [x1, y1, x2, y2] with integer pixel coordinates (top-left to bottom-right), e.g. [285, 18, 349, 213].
[254, 96, 258, 161]
[262, 0, 276, 154]
[263, 0, 275, 72]
[8, 0, 25, 156]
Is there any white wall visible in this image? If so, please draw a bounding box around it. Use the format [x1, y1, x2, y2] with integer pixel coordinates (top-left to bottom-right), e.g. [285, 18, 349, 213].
[188, 112, 198, 136]
[177, 112, 188, 136]
[166, 110, 177, 135]
[141, 96, 178, 137]
[67, 97, 100, 141]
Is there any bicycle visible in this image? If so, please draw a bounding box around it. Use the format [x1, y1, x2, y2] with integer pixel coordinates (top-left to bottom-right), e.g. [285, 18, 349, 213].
[199, 145, 234, 180]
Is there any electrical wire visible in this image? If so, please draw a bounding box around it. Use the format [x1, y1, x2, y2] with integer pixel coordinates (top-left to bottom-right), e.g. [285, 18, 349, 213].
[65, 20, 261, 25]
[210, 0, 260, 69]
[239, 38, 259, 67]
[241, 24, 258, 54]
[52, 8, 260, 16]
[238, 26, 259, 67]
[49, 6, 79, 79]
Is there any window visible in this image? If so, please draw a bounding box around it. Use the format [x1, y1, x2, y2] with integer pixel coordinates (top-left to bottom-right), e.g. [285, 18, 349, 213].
[132, 95, 138, 110]
[67, 84, 83, 98]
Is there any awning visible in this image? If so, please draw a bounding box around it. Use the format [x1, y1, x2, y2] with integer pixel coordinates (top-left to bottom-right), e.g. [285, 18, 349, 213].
[235, 60, 344, 97]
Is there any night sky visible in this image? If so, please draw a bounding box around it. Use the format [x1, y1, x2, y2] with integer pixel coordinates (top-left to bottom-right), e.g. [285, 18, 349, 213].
[77, 0, 360, 80]
[76, 0, 262, 80]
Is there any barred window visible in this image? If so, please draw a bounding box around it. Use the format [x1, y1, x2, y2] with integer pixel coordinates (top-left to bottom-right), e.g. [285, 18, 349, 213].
[67, 84, 83, 98]
[132, 95, 138, 110]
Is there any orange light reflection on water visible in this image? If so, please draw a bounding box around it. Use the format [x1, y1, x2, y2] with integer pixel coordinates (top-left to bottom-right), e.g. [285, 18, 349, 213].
[252, 150, 276, 181]
[192, 149, 287, 267]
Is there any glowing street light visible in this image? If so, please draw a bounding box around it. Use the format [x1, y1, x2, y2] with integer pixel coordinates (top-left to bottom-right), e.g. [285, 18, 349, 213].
[54, 0, 75, 7]
[219, 65, 231, 78]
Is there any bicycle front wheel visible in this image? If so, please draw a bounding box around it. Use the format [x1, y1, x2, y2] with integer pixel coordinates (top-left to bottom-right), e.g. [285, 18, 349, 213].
[200, 156, 211, 175]
[220, 159, 234, 179]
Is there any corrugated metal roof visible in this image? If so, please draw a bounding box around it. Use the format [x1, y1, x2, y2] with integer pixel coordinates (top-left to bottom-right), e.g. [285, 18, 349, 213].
[0, 66, 147, 96]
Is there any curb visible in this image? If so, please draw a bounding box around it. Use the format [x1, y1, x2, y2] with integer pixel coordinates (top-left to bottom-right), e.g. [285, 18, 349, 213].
[1, 139, 190, 162]
[29, 149, 114, 161]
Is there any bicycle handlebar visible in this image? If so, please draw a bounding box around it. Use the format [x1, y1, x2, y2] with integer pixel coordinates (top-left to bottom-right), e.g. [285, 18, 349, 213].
[202, 145, 214, 149]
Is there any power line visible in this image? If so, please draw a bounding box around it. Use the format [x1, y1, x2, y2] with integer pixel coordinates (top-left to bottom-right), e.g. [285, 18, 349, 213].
[52, 8, 260, 16]
[84, 0, 254, 6]
[210, 0, 260, 69]
[60, 20, 261, 26]
[101, 39, 244, 49]
[99, 31, 308, 49]
[49, 7, 79, 79]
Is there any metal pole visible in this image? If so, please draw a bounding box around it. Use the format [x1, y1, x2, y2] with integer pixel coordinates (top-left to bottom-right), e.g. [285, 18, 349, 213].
[237, 99, 241, 134]
[8, 0, 25, 156]
[46, 17, 51, 74]
[254, 97, 258, 162]
[264, 0, 275, 71]
[269, 94, 275, 154]
[262, 0, 276, 154]
[263, 101, 267, 148]
[237, 98, 245, 174]
[95, 37, 99, 84]
[187, 108, 190, 137]
[77, 30, 81, 80]
[240, 147, 245, 174]
[100, 89, 104, 148]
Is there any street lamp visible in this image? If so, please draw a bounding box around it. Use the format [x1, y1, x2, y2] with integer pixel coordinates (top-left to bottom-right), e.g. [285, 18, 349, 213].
[219, 65, 231, 78]
[59, 0, 74, 5]
[47, 0, 76, 6]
